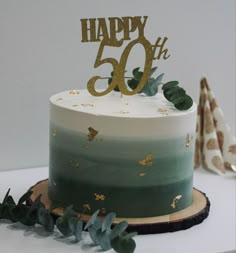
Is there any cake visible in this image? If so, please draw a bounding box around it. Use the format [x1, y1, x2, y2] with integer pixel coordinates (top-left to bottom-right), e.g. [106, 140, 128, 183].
[49, 89, 197, 218]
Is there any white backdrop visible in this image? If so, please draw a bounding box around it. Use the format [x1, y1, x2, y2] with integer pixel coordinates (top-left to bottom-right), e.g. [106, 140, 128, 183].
[0, 0, 235, 171]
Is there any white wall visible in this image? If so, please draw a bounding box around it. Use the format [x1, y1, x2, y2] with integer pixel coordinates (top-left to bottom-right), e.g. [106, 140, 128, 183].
[0, 0, 235, 171]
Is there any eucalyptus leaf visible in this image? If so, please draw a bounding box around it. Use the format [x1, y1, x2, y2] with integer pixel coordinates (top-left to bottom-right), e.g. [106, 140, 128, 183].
[111, 233, 136, 253]
[3, 189, 11, 204]
[8, 205, 28, 222]
[63, 205, 77, 219]
[170, 88, 186, 102]
[38, 208, 54, 232]
[110, 221, 129, 240]
[74, 220, 83, 241]
[127, 79, 140, 91]
[163, 86, 181, 101]
[132, 67, 140, 78]
[88, 226, 99, 244]
[149, 67, 158, 77]
[56, 216, 72, 237]
[6, 195, 16, 206]
[84, 209, 100, 230]
[123, 232, 138, 240]
[18, 191, 33, 205]
[162, 80, 179, 90]
[174, 95, 193, 110]
[102, 212, 116, 232]
[68, 217, 83, 241]
[95, 229, 112, 251]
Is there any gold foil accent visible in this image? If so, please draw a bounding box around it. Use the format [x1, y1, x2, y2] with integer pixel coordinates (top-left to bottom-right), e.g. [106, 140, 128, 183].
[69, 90, 80, 94]
[83, 204, 91, 211]
[158, 108, 167, 112]
[138, 153, 153, 166]
[81, 103, 94, 107]
[69, 159, 80, 168]
[185, 134, 190, 148]
[171, 195, 182, 209]
[52, 129, 57, 137]
[88, 127, 99, 141]
[82, 16, 170, 96]
[139, 173, 146, 176]
[112, 110, 130, 114]
[94, 193, 105, 201]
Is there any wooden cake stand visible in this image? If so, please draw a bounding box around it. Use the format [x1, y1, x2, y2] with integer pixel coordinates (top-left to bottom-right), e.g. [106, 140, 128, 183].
[29, 179, 210, 234]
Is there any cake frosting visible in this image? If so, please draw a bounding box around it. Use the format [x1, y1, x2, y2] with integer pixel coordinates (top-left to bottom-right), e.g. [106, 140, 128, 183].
[49, 89, 197, 218]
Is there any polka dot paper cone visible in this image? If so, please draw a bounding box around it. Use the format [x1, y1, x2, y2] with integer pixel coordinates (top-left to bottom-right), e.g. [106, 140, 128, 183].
[195, 78, 236, 176]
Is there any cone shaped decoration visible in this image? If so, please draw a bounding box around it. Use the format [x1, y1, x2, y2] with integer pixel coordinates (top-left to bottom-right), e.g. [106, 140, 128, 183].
[195, 78, 236, 176]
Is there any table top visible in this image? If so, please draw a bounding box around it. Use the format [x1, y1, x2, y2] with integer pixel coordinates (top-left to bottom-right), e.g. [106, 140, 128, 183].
[0, 166, 235, 253]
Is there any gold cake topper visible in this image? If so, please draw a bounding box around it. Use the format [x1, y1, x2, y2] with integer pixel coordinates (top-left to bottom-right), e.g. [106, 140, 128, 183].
[81, 16, 170, 96]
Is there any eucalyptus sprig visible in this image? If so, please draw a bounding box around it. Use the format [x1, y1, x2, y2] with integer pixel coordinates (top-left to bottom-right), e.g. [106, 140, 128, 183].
[107, 66, 193, 110]
[162, 81, 193, 110]
[0, 189, 136, 253]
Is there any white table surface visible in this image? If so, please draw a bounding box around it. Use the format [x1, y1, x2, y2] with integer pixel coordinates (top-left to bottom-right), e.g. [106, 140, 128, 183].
[0, 166, 235, 253]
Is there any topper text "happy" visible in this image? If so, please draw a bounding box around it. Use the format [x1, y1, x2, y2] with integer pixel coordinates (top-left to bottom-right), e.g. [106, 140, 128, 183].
[80, 16, 148, 42]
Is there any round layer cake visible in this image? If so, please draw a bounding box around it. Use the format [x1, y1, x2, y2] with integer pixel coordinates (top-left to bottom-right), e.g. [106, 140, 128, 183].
[49, 89, 197, 218]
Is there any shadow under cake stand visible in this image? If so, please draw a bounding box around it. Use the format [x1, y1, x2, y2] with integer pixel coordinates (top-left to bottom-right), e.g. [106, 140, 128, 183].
[29, 179, 210, 234]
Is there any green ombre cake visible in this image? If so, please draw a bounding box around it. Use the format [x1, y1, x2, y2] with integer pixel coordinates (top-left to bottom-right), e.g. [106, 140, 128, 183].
[49, 89, 197, 218]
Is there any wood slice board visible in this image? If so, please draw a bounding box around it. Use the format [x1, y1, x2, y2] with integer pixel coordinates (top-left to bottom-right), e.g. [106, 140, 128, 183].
[29, 179, 210, 234]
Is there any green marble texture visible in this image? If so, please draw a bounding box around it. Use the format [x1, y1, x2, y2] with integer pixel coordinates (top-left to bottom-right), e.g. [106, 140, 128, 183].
[49, 124, 195, 218]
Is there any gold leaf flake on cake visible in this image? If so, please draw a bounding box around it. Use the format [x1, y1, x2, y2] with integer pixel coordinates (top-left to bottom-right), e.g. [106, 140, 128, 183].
[112, 110, 130, 114]
[69, 90, 80, 95]
[69, 159, 80, 168]
[171, 195, 182, 209]
[158, 108, 168, 116]
[83, 203, 91, 211]
[138, 153, 153, 166]
[52, 129, 57, 137]
[158, 108, 167, 112]
[139, 172, 146, 176]
[94, 193, 105, 201]
[88, 127, 99, 141]
[185, 134, 190, 148]
[81, 103, 94, 107]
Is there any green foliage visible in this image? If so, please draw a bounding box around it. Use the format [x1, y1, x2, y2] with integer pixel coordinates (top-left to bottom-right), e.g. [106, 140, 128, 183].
[0, 189, 137, 252]
[85, 210, 136, 252]
[162, 81, 193, 110]
[109, 67, 163, 96]
[107, 66, 193, 111]
[111, 231, 137, 253]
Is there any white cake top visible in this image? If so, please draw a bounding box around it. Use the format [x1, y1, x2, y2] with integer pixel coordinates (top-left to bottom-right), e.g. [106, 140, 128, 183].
[50, 89, 196, 119]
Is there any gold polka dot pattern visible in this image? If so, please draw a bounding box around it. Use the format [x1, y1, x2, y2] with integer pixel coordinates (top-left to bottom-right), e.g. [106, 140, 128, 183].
[194, 77, 236, 176]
